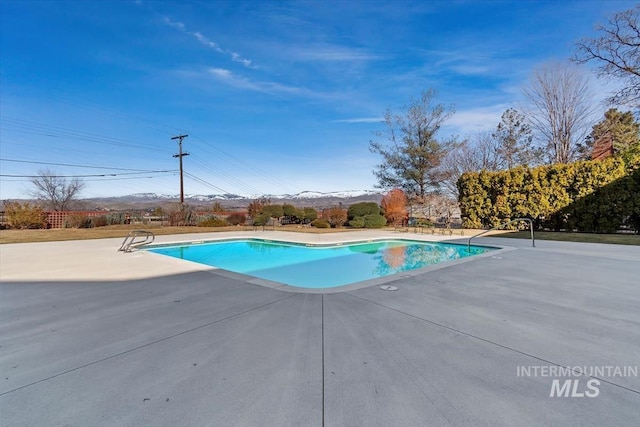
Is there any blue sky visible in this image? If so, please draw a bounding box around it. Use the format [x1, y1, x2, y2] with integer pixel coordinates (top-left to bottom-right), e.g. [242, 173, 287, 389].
[0, 0, 634, 199]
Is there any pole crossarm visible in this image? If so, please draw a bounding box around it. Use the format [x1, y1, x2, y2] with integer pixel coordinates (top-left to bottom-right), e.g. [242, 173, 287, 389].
[171, 134, 189, 204]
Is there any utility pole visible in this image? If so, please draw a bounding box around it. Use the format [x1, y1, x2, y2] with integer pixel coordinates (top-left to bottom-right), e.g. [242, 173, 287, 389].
[171, 134, 189, 204]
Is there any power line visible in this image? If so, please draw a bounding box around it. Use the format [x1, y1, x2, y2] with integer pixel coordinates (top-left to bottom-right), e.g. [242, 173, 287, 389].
[189, 157, 263, 196]
[81, 175, 177, 182]
[0, 175, 176, 182]
[0, 158, 171, 172]
[0, 117, 172, 153]
[2, 108, 299, 196]
[184, 171, 230, 194]
[0, 171, 175, 178]
[189, 134, 300, 193]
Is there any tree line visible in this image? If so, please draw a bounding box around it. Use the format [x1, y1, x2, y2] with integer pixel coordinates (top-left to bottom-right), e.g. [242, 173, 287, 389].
[370, 5, 640, 207]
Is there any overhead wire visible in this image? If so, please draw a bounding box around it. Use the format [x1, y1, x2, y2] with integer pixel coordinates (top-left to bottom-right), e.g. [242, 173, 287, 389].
[189, 134, 301, 193]
[183, 171, 231, 194]
[0, 116, 173, 153]
[38, 88, 189, 136]
[188, 157, 263, 196]
[3, 93, 304, 197]
[1, 170, 175, 178]
[0, 158, 173, 172]
[0, 175, 176, 182]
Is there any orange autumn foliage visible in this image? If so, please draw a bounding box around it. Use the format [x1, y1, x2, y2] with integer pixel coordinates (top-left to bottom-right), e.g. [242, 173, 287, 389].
[381, 189, 408, 225]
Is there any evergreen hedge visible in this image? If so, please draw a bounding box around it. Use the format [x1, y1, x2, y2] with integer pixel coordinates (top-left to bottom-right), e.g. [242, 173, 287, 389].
[347, 202, 381, 220]
[457, 152, 640, 233]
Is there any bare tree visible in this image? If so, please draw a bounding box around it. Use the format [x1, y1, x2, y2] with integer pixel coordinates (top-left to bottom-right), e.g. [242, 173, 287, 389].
[30, 169, 85, 211]
[442, 132, 501, 197]
[370, 89, 456, 204]
[523, 62, 595, 164]
[573, 5, 640, 107]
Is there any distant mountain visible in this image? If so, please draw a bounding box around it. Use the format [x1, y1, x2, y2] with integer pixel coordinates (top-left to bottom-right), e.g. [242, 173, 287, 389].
[79, 190, 383, 210]
[128, 193, 246, 201]
[126, 190, 380, 201]
[265, 190, 381, 200]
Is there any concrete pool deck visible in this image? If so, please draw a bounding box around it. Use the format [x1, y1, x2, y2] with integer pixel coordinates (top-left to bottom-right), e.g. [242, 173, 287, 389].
[1, 230, 639, 426]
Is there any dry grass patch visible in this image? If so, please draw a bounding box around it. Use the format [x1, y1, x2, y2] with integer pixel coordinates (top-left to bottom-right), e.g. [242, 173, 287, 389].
[0, 224, 368, 244]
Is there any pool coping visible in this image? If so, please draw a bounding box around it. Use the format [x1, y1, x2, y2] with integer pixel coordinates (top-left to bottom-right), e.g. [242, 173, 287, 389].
[141, 237, 514, 294]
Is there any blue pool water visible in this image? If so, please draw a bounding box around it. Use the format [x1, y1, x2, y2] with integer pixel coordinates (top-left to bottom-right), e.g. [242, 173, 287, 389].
[147, 239, 494, 289]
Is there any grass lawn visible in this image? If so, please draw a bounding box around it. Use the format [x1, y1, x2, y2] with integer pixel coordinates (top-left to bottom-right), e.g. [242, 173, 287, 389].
[2, 225, 638, 245]
[0, 223, 364, 244]
[496, 230, 640, 246]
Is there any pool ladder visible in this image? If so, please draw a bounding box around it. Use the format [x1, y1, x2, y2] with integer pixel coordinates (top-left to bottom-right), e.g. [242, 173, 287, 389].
[467, 218, 535, 251]
[118, 230, 155, 252]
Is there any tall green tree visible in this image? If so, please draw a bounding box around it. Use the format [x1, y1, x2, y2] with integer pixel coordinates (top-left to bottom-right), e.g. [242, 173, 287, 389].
[492, 108, 541, 169]
[589, 109, 640, 157]
[369, 89, 456, 204]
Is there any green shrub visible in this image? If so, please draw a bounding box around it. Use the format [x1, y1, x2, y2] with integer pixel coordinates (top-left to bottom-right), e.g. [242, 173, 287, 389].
[363, 214, 387, 228]
[262, 204, 284, 218]
[226, 212, 246, 225]
[457, 152, 640, 233]
[282, 204, 296, 216]
[253, 212, 270, 226]
[347, 202, 381, 220]
[104, 212, 126, 225]
[416, 218, 433, 227]
[198, 217, 228, 227]
[349, 217, 365, 228]
[303, 207, 318, 222]
[311, 218, 330, 228]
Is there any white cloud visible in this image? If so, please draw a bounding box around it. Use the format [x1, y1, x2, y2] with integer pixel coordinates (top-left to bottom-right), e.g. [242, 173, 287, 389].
[231, 52, 252, 68]
[191, 31, 223, 53]
[163, 16, 255, 68]
[443, 104, 510, 135]
[163, 16, 185, 31]
[207, 68, 304, 95]
[209, 68, 232, 79]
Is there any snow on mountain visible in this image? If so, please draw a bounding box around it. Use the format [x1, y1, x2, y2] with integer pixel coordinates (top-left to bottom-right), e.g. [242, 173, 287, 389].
[129, 193, 247, 201]
[126, 190, 380, 201]
[185, 194, 247, 201]
[129, 193, 176, 199]
[285, 190, 380, 199]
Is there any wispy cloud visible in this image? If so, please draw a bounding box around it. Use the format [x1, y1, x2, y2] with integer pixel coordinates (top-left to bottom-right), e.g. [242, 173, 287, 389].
[163, 16, 254, 68]
[207, 68, 307, 96]
[443, 103, 510, 135]
[291, 44, 383, 62]
[421, 48, 506, 76]
[332, 117, 383, 123]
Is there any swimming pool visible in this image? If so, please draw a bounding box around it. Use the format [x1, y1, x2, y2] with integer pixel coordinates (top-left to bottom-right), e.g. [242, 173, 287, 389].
[147, 239, 495, 289]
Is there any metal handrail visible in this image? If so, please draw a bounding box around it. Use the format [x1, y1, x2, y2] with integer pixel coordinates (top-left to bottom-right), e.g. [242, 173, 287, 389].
[468, 218, 535, 251]
[118, 230, 155, 252]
